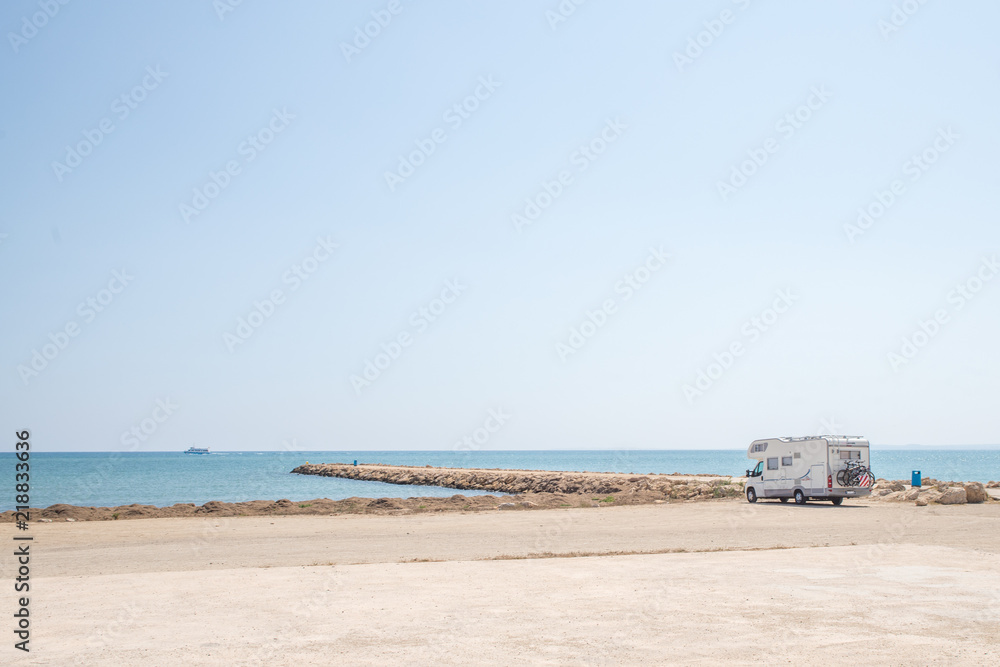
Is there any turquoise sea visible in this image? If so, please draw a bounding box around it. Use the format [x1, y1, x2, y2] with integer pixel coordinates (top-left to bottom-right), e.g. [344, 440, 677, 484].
[4, 449, 999, 511]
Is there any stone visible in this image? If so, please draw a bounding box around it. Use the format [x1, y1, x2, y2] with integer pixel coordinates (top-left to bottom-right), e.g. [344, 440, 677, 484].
[497, 503, 516, 510]
[918, 490, 942, 505]
[963, 482, 987, 504]
[199, 501, 228, 513]
[890, 481, 906, 492]
[366, 498, 401, 509]
[915, 497, 928, 507]
[65, 517, 77, 522]
[904, 488, 920, 501]
[937, 488, 967, 505]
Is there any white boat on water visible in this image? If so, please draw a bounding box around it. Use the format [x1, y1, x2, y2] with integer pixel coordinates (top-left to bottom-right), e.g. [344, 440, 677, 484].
[184, 446, 210, 455]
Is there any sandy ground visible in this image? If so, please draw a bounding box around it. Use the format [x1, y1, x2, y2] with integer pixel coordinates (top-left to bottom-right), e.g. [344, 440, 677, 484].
[5, 499, 1000, 665]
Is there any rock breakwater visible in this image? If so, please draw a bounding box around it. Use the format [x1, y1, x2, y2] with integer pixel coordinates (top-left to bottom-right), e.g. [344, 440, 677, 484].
[291, 463, 739, 499]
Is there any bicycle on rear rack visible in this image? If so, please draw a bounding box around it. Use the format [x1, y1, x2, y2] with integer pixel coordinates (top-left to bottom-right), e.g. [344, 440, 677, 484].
[836, 459, 874, 488]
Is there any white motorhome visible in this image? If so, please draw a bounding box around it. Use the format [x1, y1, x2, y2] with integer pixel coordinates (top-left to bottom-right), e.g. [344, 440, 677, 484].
[744, 436, 873, 505]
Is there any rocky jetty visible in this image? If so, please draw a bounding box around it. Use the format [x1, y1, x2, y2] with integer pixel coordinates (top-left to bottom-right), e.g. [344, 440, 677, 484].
[291, 463, 739, 499]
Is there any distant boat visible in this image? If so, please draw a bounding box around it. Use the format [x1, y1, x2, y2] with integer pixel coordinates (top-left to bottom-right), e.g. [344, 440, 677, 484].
[184, 446, 210, 455]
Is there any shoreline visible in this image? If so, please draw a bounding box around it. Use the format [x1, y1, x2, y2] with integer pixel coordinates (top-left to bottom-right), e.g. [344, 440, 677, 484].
[2, 466, 997, 521]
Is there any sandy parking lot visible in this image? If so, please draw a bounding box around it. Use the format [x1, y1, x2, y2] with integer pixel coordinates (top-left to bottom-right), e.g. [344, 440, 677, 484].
[5, 500, 999, 665]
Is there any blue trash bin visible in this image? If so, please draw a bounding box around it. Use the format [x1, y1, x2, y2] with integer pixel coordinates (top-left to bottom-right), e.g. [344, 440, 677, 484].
[912, 470, 921, 487]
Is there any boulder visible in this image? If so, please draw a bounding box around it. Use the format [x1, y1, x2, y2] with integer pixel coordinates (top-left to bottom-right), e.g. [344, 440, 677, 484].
[963, 482, 987, 504]
[904, 488, 921, 501]
[890, 481, 906, 492]
[918, 490, 942, 505]
[915, 497, 928, 507]
[937, 488, 967, 505]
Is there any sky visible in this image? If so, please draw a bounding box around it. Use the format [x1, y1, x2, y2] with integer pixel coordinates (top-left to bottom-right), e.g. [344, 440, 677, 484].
[1, 0, 998, 452]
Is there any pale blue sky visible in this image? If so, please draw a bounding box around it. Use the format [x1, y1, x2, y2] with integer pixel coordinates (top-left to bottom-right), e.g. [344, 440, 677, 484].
[2, 0, 998, 451]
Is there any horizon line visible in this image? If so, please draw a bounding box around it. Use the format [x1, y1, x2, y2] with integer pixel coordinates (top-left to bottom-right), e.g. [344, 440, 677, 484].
[12, 445, 1000, 454]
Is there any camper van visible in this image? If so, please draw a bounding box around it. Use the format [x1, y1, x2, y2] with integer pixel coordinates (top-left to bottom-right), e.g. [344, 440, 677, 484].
[744, 436, 873, 505]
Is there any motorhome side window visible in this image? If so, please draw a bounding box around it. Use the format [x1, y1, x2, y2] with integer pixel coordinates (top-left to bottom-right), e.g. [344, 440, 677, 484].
[781, 456, 793, 466]
[839, 451, 860, 459]
[767, 458, 778, 470]
[752, 443, 767, 453]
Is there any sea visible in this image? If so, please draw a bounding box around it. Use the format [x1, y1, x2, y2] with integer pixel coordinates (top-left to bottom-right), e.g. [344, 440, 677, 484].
[4, 449, 999, 511]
